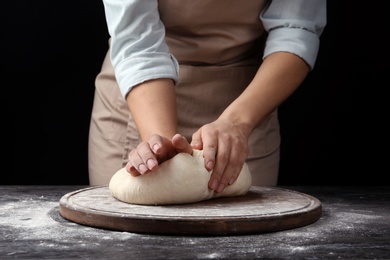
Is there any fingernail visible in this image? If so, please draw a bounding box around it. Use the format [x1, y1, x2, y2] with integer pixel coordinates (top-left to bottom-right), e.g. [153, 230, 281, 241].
[146, 159, 157, 170]
[206, 161, 214, 171]
[152, 144, 160, 153]
[229, 177, 235, 185]
[216, 183, 226, 193]
[210, 179, 218, 191]
[138, 164, 148, 174]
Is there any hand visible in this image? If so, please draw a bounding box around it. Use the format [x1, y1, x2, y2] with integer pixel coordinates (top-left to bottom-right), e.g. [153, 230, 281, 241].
[125, 133, 193, 176]
[191, 119, 250, 193]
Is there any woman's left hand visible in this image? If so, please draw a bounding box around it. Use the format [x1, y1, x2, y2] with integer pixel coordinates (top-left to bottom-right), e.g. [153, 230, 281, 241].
[190, 119, 251, 193]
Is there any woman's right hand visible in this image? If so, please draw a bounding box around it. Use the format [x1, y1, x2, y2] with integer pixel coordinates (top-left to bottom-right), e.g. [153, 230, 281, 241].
[125, 133, 193, 176]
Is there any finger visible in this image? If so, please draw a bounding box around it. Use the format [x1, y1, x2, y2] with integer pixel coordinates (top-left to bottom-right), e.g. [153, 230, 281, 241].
[190, 129, 203, 150]
[208, 136, 231, 193]
[147, 134, 179, 162]
[125, 162, 141, 177]
[198, 129, 221, 191]
[200, 129, 217, 171]
[138, 141, 159, 171]
[127, 142, 156, 175]
[224, 141, 248, 186]
[216, 136, 249, 192]
[147, 134, 166, 155]
[172, 134, 193, 155]
[127, 149, 146, 175]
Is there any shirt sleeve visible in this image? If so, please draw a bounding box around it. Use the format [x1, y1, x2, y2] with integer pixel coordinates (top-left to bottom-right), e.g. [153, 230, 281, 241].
[260, 0, 327, 70]
[102, 0, 179, 98]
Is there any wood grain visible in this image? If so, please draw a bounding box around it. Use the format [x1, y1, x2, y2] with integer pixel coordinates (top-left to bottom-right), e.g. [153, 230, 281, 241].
[59, 186, 321, 235]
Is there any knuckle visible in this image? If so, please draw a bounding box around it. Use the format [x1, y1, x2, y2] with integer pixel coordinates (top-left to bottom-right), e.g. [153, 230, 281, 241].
[128, 149, 137, 158]
[216, 153, 229, 165]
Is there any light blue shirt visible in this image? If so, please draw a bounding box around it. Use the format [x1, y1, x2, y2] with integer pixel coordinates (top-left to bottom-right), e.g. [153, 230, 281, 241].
[102, 0, 327, 98]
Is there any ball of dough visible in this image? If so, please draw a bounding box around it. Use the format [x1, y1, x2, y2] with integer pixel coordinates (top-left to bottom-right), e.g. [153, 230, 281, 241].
[109, 149, 252, 205]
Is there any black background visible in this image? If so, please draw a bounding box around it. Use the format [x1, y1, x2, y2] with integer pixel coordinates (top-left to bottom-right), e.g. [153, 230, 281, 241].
[1, 1, 388, 185]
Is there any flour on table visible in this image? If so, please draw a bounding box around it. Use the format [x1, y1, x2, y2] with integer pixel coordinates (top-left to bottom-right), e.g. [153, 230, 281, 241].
[109, 149, 252, 205]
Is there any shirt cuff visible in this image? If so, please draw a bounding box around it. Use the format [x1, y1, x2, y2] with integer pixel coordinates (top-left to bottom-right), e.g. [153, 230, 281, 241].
[115, 53, 179, 99]
[263, 27, 320, 70]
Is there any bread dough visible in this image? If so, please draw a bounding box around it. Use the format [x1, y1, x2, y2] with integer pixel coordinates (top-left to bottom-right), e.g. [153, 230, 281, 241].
[109, 149, 252, 205]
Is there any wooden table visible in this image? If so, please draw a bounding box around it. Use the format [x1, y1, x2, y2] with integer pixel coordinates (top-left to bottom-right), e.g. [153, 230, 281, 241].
[1, 186, 389, 259]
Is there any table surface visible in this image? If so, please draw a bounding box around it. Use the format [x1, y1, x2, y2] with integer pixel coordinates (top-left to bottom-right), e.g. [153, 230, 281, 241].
[1, 185, 389, 259]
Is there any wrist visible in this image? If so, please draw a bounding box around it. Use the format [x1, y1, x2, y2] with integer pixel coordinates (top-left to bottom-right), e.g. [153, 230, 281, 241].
[218, 111, 255, 138]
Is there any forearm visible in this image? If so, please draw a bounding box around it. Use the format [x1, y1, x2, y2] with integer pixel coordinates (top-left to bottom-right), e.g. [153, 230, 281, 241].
[126, 78, 177, 141]
[219, 52, 310, 136]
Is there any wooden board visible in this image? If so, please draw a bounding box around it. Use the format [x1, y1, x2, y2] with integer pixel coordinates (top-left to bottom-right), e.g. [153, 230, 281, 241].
[59, 186, 322, 236]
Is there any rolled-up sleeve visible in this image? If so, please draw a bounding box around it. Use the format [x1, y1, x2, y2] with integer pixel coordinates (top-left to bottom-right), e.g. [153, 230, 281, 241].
[103, 0, 179, 98]
[260, 0, 327, 70]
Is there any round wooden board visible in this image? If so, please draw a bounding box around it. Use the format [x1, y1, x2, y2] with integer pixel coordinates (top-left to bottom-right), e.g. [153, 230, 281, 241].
[59, 186, 321, 236]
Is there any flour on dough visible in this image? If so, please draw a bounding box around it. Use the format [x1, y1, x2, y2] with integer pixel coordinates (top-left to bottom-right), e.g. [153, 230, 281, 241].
[109, 149, 252, 205]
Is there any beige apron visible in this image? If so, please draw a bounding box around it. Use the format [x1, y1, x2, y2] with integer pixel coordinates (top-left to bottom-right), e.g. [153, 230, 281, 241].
[88, 0, 280, 186]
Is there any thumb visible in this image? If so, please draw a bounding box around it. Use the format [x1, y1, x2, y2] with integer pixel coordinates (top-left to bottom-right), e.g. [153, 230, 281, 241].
[190, 129, 203, 150]
[172, 134, 193, 155]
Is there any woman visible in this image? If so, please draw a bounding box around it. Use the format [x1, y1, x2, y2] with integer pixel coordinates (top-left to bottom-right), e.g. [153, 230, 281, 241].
[88, 0, 327, 193]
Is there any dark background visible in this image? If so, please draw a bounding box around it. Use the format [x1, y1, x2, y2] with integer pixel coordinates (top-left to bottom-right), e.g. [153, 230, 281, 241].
[1, 1, 388, 185]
